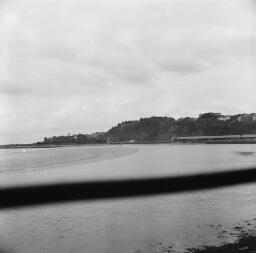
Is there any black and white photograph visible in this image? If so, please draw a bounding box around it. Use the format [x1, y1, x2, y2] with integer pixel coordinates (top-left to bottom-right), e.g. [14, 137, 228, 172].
[0, 0, 256, 252]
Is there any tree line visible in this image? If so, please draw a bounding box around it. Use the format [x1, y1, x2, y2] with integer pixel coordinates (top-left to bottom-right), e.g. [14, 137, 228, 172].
[42, 133, 106, 145]
[41, 113, 256, 144]
[107, 113, 256, 142]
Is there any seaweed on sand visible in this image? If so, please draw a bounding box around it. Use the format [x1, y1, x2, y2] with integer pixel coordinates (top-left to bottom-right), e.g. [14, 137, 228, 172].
[185, 234, 256, 253]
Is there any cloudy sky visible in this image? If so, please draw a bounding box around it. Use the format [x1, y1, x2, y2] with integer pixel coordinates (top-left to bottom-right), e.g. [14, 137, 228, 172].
[0, 0, 255, 144]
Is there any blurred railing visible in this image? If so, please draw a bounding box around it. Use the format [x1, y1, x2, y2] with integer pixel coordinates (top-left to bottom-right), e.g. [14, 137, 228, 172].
[0, 167, 255, 209]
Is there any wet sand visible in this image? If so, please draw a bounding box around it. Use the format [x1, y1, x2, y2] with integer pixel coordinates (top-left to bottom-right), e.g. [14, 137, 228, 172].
[1, 144, 256, 253]
[185, 220, 256, 253]
[0, 145, 138, 187]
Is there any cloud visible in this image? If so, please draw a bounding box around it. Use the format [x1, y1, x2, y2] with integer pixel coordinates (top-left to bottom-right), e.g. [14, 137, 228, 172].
[0, 0, 255, 143]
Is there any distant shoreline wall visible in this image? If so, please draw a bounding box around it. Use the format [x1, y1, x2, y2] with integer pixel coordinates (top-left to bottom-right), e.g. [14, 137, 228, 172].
[2, 134, 256, 148]
[175, 134, 256, 144]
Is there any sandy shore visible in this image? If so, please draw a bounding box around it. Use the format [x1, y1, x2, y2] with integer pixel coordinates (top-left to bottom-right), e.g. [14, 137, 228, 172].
[185, 226, 256, 253]
[0, 145, 138, 187]
[133, 219, 256, 253]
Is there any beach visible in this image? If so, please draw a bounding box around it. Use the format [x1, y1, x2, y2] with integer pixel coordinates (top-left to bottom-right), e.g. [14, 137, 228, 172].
[0, 144, 256, 252]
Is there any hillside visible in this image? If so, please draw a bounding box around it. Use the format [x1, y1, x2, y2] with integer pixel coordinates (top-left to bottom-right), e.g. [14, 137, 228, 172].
[39, 113, 256, 145]
[107, 113, 256, 142]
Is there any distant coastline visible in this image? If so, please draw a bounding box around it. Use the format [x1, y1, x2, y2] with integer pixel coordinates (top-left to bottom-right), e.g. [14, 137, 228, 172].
[0, 143, 108, 149]
[2, 112, 256, 147]
[2, 137, 256, 149]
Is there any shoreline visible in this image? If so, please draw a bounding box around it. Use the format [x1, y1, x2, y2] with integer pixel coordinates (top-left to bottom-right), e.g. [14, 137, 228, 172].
[0, 143, 110, 149]
[1, 141, 256, 149]
[135, 219, 256, 253]
[185, 232, 256, 253]
[110, 141, 256, 145]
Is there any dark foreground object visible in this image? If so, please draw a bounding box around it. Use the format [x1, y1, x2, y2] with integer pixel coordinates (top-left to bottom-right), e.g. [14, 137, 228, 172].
[186, 235, 256, 253]
[0, 167, 256, 209]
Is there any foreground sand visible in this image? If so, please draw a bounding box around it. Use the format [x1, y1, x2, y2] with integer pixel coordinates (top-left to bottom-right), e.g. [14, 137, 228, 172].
[186, 233, 256, 253]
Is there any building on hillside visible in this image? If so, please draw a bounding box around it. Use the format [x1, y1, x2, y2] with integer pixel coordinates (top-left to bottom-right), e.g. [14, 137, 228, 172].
[217, 115, 231, 121]
[237, 113, 256, 122]
[90, 132, 105, 138]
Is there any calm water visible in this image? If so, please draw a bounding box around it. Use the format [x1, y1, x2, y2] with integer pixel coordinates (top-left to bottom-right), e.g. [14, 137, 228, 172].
[0, 144, 256, 253]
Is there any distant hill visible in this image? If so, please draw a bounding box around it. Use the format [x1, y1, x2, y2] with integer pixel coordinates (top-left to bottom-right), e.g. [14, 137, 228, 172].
[39, 113, 256, 144]
[106, 113, 256, 142]
[107, 117, 176, 142]
[42, 132, 106, 145]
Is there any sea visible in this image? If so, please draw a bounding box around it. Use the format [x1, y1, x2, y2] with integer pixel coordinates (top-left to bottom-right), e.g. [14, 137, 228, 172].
[0, 144, 256, 253]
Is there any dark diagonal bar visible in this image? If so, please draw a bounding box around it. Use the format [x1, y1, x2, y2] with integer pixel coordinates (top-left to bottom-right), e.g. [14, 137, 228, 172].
[0, 167, 256, 209]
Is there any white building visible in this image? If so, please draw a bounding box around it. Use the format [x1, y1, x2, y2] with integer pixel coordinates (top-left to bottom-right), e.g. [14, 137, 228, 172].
[217, 115, 230, 121]
[237, 113, 256, 122]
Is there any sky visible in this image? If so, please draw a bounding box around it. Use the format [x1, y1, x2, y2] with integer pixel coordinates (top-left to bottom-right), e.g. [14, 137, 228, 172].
[0, 0, 256, 144]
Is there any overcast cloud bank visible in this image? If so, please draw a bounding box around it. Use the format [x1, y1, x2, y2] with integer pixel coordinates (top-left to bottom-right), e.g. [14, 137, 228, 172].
[0, 0, 255, 144]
